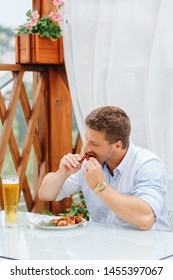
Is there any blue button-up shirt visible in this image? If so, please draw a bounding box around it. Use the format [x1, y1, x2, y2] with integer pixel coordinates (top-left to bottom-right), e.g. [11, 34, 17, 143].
[57, 141, 170, 231]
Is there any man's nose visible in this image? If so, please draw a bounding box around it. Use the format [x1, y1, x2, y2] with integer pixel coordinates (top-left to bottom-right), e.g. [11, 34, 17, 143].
[83, 142, 91, 153]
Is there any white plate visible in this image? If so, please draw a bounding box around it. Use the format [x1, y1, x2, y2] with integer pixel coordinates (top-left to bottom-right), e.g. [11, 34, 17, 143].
[28, 215, 86, 230]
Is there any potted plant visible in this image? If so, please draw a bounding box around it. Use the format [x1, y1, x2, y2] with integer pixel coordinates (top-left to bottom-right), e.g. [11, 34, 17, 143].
[15, 0, 65, 64]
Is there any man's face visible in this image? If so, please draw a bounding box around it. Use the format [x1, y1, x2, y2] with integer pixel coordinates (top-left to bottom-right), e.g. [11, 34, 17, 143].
[83, 128, 116, 163]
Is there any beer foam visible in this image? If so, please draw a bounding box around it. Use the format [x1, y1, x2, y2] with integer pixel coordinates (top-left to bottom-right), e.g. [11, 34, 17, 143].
[2, 176, 19, 184]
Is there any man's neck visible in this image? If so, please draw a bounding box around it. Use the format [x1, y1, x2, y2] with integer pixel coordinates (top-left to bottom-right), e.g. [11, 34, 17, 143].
[107, 148, 128, 175]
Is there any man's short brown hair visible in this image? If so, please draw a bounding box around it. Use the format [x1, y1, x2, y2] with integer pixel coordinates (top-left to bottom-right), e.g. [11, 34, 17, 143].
[85, 106, 131, 148]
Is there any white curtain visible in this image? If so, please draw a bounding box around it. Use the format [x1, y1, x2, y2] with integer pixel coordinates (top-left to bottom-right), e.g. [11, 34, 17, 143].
[62, 0, 173, 181]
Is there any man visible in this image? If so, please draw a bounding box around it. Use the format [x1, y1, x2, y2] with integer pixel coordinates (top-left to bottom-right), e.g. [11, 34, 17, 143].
[39, 106, 170, 231]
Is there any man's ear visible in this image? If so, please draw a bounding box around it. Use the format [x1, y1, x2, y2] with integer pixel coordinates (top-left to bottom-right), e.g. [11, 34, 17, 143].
[114, 140, 123, 150]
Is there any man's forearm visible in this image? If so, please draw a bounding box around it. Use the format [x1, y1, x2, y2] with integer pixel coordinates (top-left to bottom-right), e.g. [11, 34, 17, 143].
[38, 171, 67, 201]
[97, 185, 155, 230]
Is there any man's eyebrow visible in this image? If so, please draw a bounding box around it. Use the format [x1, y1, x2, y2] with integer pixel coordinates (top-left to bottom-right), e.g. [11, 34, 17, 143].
[88, 140, 99, 145]
[84, 136, 98, 144]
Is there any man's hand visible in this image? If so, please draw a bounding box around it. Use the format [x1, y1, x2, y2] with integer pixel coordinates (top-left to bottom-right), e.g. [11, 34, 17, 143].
[59, 153, 83, 177]
[82, 157, 105, 189]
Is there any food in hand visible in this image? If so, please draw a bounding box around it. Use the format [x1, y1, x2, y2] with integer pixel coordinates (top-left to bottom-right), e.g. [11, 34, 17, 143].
[78, 153, 95, 163]
[49, 214, 83, 227]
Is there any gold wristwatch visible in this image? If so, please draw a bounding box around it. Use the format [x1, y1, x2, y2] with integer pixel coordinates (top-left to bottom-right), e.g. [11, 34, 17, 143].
[94, 181, 107, 193]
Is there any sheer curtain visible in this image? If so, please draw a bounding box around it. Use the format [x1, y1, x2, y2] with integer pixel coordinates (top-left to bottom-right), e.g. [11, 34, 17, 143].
[62, 0, 173, 181]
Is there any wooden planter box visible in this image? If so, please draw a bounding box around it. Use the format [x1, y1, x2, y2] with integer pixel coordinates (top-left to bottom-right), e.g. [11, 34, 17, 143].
[15, 34, 64, 64]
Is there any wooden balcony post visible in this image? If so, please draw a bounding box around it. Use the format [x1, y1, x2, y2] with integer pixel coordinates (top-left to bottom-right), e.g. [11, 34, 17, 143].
[32, 0, 41, 12]
[48, 65, 72, 214]
[41, 0, 55, 16]
[32, 0, 55, 16]
[31, 0, 73, 214]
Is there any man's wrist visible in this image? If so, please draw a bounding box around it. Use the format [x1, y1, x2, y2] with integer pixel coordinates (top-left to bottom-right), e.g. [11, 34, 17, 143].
[56, 169, 68, 180]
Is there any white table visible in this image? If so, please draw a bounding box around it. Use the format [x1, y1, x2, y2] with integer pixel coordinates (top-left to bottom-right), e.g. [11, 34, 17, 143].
[0, 211, 173, 260]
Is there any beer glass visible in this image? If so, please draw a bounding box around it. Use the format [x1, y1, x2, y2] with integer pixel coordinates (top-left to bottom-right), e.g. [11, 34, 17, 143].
[2, 175, 19, 227]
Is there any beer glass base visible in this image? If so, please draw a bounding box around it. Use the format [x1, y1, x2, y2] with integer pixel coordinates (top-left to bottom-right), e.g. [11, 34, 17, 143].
[5, 223, 18, 228]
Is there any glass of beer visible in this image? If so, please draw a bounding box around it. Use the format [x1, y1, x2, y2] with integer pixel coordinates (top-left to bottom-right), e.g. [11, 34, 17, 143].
[2, 175, 19, 227]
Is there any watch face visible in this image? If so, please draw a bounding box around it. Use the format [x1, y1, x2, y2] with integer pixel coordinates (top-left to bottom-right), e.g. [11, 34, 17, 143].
[98, 183, 105, 190]
[94, 182, 107, 192]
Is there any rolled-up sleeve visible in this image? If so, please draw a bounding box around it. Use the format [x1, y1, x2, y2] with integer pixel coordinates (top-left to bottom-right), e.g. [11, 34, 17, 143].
[132, 158, 168, 217]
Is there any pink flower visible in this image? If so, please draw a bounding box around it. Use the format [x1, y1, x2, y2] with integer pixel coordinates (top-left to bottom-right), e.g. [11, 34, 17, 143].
[49, 11, 59, 22]
[30, 18, 37, 27]
[57, 13, 63, 24]
[49, 11, 63, 24]
[53, 0, 64, 6]
[31, 11, 39, 19]
[27, 24, 32, 31]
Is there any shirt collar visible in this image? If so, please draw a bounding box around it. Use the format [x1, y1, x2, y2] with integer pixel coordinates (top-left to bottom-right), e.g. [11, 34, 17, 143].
[102, 140, 136, 175]
[113, 140, 136, 174]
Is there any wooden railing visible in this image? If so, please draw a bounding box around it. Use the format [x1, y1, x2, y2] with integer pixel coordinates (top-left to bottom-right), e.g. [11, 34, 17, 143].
[0, 64, 72, 213]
